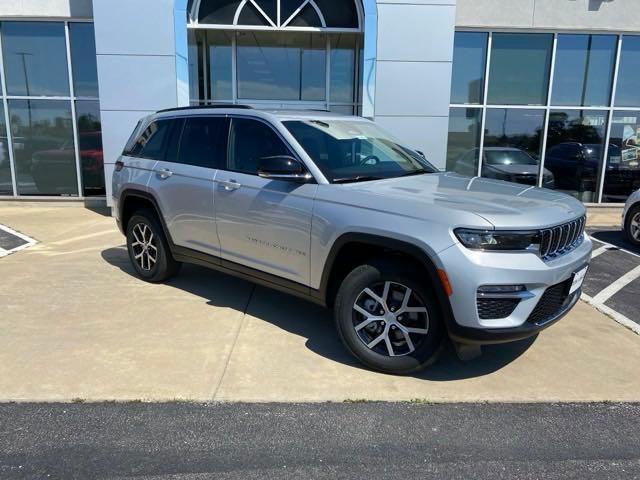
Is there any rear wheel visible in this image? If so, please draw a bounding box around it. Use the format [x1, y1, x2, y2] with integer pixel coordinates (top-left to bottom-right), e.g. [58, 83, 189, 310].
[334, 260, 445, 375]
[126, 209, 180, 283]
[625, 205, 640, 246]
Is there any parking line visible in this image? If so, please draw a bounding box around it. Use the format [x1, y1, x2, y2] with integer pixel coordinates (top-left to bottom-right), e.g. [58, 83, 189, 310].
[582, 293, 640, 336]
[591, 264, 640, 305]
[591, 245, 613, 259]
[587, 233, 640, 260]
[0, 224, 37, 256]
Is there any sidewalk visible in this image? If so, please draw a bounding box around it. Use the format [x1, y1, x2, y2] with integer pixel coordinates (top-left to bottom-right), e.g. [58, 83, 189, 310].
[1, 201, 639, 403]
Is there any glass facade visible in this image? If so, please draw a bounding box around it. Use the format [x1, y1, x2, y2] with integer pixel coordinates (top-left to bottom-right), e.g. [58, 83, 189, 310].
[188, 0, 362, 113]
[449, 32, 640, 204]
[0, 21, 103, 197]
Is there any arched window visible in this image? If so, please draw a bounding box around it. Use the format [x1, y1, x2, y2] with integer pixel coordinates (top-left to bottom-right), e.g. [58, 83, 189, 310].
[189, 0, 362, 31]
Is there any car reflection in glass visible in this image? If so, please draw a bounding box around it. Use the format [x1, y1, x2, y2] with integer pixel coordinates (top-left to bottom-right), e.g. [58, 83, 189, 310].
[30, 131, 103, 195]
[453, 147, 555, 189]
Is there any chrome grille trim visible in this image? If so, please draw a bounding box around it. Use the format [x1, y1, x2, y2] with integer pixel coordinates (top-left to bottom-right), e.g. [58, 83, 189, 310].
[539, 216, 586, 261]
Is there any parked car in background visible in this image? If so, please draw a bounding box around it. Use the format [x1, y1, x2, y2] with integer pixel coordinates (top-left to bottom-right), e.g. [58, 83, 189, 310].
[453, 147, 554, 188]
[623, 188, 640, 246]
[113, 106, 591, 375]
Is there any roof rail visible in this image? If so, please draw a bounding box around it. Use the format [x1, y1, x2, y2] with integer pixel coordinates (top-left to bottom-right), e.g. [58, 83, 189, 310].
[158, 104, 253, 114]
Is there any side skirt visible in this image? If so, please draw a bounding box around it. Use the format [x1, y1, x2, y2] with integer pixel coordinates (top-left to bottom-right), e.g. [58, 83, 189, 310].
[171, 245, 327, 308]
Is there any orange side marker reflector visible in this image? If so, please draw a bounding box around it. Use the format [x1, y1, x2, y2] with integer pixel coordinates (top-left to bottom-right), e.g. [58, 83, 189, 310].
[437, 269, 453, 297]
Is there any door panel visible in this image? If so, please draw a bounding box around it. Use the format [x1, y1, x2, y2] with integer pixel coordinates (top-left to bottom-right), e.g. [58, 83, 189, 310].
[147, 116, 229, 257]
[215, 172, 317, 284]
[214, 117, 316, 285]
[150, 160, 220, 257]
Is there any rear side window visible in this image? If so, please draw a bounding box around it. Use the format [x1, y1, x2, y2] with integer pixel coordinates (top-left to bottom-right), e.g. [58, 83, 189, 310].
[127, 119, 172, 160]
[228, 118, 292, 174]
[177, 116, 229, 169]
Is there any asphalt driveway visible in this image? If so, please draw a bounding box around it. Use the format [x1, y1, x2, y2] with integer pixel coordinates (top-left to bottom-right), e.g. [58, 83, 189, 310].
[1, 202, 640, 403]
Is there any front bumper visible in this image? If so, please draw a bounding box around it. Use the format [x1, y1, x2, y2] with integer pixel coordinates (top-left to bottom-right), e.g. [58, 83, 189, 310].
[437, 234, 592, 344]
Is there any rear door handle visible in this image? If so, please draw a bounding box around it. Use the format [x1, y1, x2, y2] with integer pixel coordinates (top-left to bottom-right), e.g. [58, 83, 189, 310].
[220, 179, 241, 191]
[158, 168, 173, 180]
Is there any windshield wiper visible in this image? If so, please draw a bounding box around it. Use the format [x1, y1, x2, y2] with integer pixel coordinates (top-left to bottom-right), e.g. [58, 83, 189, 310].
[399, 169, 430, 177]
[333, 175, 383, 184]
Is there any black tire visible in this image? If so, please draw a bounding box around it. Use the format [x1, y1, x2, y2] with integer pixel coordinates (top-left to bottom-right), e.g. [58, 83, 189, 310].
[624, 205, 640, 246]
[126, 208, 181, 283]
[333, 259, 445, 375]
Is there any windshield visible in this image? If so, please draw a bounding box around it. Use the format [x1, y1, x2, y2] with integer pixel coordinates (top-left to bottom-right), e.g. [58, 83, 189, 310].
[484, 150, 538, 166]
[283, 119, 437, 183]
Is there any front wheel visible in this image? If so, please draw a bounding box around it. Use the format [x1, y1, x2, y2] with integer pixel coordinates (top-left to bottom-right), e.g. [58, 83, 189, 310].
[333, 260, 445, 375]
[625, 205, 640, 246]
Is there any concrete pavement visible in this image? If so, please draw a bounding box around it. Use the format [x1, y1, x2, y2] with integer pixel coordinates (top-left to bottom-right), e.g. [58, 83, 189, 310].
[1, 201, 639, 403]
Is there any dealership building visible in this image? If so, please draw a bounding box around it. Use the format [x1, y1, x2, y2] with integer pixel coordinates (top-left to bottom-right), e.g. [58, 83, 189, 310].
[0, 0, 638, 206]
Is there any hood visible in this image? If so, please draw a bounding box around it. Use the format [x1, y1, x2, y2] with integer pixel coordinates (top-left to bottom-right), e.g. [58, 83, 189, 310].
[322, 172, 585, 229]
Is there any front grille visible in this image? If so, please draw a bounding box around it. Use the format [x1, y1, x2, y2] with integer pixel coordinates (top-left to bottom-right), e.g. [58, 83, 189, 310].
[527, 280, 571, 325]
[539, 216, 586, 260]
[477, 298, 520, 319]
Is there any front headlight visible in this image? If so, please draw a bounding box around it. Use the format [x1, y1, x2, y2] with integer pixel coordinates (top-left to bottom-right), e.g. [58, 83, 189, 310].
[455, 228, 540, 251]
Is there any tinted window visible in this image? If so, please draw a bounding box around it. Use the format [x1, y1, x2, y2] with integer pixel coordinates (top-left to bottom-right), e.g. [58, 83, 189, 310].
[75, 100, 104, 196]
[543, 110, 608, 202]
[178, 116, 229, 168]
[446, 107, 482, 177]
[487, 33, 553, 106]
[451, 32, 487, 105]
[236, 31, 326, 101]
[228, 118, 291, 174]
[615, 36, 640, 107]
[602, 111, 640, 203]
[2, 22, 69, 97]
[9, 99, 77, 196]
[552, 34, 616, 107]
[69, 23, 99, 98]
[129, 120, 172, 160]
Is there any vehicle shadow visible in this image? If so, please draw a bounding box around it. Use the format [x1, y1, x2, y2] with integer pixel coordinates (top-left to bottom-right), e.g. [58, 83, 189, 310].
[102, 246, 536, 381]
[590, 229, 640, 255]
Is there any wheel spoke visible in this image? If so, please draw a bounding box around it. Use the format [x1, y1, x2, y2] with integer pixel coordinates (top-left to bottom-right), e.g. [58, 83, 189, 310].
[406, 327, 429, 335]
[381, 281, 390, 304]
[402, 330, 415, 353]
[400, 286, 412, 310]
[148, 251, 157, 265]
[363, 288, 385, 310]
[367, 331, 386, 349]
[133, 228, 143, 244]
[384, 335, 395, 357]
[353, 304, 372, 318]
[404, 306, 428, 314]
[354, 317, 378, 332]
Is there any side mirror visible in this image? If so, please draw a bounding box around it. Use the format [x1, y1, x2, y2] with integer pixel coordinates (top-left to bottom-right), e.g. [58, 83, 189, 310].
[258, 155, 312, 182]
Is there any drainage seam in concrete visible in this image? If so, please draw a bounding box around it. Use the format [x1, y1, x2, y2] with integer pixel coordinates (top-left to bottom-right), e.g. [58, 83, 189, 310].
[209, 284, 257, 401]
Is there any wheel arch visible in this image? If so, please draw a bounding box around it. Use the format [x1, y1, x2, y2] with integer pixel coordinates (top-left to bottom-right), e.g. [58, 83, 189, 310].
[119, 189, 175, 246]
[319, 233, 455, 328]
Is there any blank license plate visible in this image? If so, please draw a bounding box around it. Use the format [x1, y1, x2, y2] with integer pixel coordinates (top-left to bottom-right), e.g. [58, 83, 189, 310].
[570, 266, 588, 294]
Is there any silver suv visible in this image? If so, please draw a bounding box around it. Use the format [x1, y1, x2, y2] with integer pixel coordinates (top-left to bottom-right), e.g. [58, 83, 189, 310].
[112, 106, 592, 374]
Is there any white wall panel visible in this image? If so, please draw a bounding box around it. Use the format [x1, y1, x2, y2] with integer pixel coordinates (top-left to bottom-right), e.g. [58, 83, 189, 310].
[2, 0, 93, 18]
[376, 116, 450, 169]
[375, 61, 452, 117]
[377, 4, 455, 62]
[96, 56, 178, 111]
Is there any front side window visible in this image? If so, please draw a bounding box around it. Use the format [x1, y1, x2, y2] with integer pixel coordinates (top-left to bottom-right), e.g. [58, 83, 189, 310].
[284, 119, 436, 182]
[178, 116, 229, 169]
[228, 118, 292, 174]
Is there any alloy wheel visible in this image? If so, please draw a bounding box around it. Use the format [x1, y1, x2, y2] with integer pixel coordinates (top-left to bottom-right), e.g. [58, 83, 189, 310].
[131, 223, 158, 271]
[352, 281, 430, 357]
[631, 213, 640, 241]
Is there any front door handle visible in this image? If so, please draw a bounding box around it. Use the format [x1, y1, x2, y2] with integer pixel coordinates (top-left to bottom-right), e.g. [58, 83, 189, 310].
[158, 168, 173, 180]
[220, 179, 241, 191]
